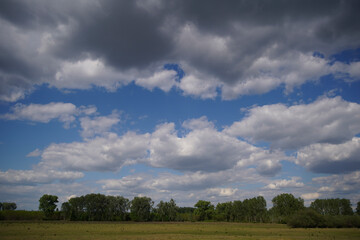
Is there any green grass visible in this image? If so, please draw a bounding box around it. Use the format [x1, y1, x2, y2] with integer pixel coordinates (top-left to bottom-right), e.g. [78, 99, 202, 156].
[0, 221, 359, 240]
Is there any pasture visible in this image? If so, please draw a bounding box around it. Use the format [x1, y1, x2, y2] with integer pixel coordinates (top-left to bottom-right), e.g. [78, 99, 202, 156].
[0, 221, 359, 240]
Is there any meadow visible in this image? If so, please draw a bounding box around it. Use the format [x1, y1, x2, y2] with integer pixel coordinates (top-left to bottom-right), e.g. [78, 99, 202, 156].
[0, 222, 359, 240]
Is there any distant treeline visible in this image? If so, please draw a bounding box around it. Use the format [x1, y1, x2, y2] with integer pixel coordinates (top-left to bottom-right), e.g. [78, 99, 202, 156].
[1, 193, 360, 228]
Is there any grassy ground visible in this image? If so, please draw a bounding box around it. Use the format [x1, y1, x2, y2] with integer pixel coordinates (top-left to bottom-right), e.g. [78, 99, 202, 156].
[0, 221, 359, 240]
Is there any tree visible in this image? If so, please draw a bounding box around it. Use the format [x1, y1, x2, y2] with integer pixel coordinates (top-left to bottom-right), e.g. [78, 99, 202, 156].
[39, 194, 58, 219]
[130, 196, 153, 222]
[215, 202, 233, 221]
[194, 200, 214, 221]
[356, 201, 360, 215]
[310, 198, 353, 216]
[271, 193, 304, 223]
[156, 199, 178, 221]
[2, 202, 17, 211]
[107, 195, 129, 221]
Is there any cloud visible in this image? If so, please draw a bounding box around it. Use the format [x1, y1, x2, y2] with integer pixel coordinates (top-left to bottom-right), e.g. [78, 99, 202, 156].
[301, 192, 321, 200]
[1, 0, 360, 101]
[26, 149, 42, 157]
[80, 111, 121, 138]
[225, 97, 360, 149]
[207, 188, 238, 197]
[135, 69, 177, 92]
[100, 167, 262, 194]
[0, 169, 84, 185]
[40, 132, 150, 172]
[264, 177, 304, 190]
[148, 117, 287, 175]
[296, 137, 360, 174]
[313, 171, 360, 194]
[221, 51, 332, 99]
[1, 102, 97, 128]
[19, 116, 286, 176]
[52, 58, 136, 91]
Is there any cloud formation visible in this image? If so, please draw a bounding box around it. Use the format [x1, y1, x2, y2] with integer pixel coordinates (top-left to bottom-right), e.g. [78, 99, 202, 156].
[225, 97, 360, 149]
[0, 169, 83, 185]
[1, 0, 359, 101]
[264, 177, 304, 190]
[1, 102, 97, 128]
[296, 137, 360, 173]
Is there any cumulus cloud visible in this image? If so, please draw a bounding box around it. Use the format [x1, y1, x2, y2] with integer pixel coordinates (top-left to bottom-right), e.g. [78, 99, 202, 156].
[52, 58, 140, 91]
[301, 192, 321, 200]
[296, 137, 360, 174]
[148, 117, 287, 175]
[80, 111, 121, 138]
[100, 167, 262, 195]
[2, 102, 76, 124]
[135, 69, 177, 92]
[40, 132, 150, 172]
[1, 102, 97, 128]
[225, 97, 360, 149]
[33, 116, 285, 176]
[1, 0, 360, 101]
[314, 171, 360, 194]
[0, 169, 84, 185]
[264, 177, 304, 190]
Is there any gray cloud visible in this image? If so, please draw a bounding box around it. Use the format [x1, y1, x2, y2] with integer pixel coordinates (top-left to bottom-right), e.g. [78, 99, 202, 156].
[296, 137, 360, 174]
[0, 0, 359, 101]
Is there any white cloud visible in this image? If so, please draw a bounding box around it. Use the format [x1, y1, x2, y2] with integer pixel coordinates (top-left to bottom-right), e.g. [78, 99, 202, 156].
[0, 169, 84, 185]
[1, 102, 97, 128]
[177, 64, 220, 99]
[225, 97, 360, 149]
[2, 102, 76, 124]
[296, 137, 360, 173]
[40, 132, 150, 172]
[100, 167, 262, 195]
[264, 177, 304, 190]
[135, 69, 177, 92]
[26, 148, 42, 157]
[148, 117, 287, 175]
[207, 188, 238, 197]
[52, 58, 136, 91]
[301, 192, 321, 200]
[80, 111, 121, 138]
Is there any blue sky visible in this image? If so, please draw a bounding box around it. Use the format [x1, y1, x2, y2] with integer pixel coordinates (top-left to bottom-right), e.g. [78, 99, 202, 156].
[0, 0, 360, 210]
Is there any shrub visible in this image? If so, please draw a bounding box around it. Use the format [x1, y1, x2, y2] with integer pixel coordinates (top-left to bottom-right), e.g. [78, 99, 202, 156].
[287, 208, 325, 228]
[0, 210, 44, 221]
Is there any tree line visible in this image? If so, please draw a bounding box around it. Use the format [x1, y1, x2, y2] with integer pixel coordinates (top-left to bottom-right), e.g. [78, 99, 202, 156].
[34, 193, 360, 227]
[1, 193, 360, 227]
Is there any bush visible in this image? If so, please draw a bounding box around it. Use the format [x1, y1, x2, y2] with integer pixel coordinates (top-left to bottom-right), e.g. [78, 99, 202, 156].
[287, 208, 325, 228]
[0, 210, 44, 221]
[288, 209, 360, 228]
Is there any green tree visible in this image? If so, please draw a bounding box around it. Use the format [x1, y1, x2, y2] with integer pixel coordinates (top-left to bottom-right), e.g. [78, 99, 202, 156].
[107, 195, 129, 221]
[194, 200, 214, 221]
[215, 202, 233, 221]
[156, 199, 178, 221]
[271, 193, 304, 223]
[232, 200, 244, 222]
[61, 202, 71, 220]
[311, 198, 353, 216]
[356, 201, 360, 215]
[39, 194, 58, 219]
[130, 196, 153, 221]
[1, 202, 17, 211]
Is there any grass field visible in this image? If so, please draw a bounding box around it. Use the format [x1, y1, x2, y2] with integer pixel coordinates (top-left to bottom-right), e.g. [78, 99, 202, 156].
[0, 221, 359, 240]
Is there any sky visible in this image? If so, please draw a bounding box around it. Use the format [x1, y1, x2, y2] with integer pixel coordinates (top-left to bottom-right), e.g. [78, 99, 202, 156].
[0, 0, 360, 210]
